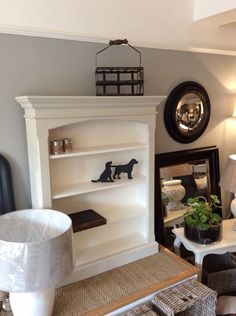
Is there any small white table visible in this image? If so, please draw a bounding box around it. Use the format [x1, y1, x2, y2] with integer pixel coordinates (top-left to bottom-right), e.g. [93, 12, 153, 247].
[173, 218, 236, 280]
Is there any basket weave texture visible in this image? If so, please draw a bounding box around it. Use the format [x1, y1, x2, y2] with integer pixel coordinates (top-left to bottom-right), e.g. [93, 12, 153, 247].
[202, 253, 236, 295]
[124, 303, 159, 315]
[152, 279, 216, 316]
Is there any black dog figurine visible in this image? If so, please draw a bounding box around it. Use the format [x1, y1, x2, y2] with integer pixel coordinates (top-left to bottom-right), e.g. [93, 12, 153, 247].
[91, 161, 114, 183]
[112, 159, 138, 179]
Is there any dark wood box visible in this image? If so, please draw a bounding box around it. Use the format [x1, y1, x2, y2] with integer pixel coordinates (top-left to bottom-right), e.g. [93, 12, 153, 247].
[68, 209, 107, 233]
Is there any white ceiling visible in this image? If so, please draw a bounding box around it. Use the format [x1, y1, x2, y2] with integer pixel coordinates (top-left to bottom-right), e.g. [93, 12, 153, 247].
[0, 0, 236, 55]
[194, 0, 236, 25]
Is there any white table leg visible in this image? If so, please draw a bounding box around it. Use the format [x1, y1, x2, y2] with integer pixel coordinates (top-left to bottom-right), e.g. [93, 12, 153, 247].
[173, 236, 182, 257]
[194, 253, 205, 281]
[173, 237, 205, 281]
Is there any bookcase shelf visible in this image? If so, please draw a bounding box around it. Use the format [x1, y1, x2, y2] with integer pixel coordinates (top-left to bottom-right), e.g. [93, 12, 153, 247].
[50, 142, 147, 159]
[52, 175, 146, 199]
[75, 233, 148, 267]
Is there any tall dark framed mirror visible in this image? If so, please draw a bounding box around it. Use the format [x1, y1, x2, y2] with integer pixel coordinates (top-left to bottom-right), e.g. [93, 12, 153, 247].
[155, 146, 221, 246]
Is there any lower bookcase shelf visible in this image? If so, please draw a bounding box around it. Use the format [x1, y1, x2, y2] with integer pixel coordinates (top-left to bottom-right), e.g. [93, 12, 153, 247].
[62, 233, 158, 285]
[76, 233, 148, 266]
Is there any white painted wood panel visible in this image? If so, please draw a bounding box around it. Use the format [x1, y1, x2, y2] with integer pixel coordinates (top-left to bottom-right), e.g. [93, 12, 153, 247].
[16, 95, 165, 283]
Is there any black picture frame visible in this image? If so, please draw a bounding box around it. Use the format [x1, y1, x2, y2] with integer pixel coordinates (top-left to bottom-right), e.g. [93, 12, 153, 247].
[155, 146, 221, 245]
[164, 81, 211, 143]
[0, 154, 16, 214]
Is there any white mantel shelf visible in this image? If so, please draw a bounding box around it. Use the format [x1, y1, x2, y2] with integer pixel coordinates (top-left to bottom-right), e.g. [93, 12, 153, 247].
[16, 96, 166, 119]
[16, 95, 166, 284]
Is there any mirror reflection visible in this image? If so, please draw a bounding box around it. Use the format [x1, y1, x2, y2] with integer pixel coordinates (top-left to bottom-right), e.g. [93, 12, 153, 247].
[160, 159, 210, 231]
[176, 93, 204, 134]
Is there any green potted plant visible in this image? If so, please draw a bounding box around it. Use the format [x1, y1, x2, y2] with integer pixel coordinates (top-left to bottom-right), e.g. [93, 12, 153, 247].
[161, 191, 171, 218]
[184, 194, 222, 244]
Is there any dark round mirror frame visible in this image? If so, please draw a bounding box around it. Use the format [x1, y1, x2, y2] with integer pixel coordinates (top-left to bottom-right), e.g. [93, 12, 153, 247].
[164, 81, 211, 143]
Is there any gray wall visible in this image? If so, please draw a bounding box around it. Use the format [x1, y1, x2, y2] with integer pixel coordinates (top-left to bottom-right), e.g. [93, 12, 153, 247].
[0, 33, 235, 210]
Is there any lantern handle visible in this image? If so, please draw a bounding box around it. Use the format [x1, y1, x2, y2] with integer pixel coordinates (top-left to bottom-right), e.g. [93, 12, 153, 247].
[96, 39, 142, 67]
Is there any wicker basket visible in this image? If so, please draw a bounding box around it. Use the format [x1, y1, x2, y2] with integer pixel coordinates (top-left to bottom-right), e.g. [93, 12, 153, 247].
[152, 279, 216, 316]
[124, 303, 159, 315]
[202, 253, 236, 295]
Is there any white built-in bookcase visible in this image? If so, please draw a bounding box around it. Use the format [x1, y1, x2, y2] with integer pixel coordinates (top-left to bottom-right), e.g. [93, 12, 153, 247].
[16, 96, 165, 285]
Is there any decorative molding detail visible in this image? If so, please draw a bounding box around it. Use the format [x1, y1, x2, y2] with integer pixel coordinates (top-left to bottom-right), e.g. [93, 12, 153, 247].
[1, 24, 236, 56]
[15, 96, 166, 119]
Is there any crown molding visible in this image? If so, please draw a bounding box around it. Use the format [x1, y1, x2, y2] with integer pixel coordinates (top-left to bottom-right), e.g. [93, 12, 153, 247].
[1, 24, 236, 56]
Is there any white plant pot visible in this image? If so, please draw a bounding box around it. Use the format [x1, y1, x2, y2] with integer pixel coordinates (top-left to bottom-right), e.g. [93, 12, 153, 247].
[9, 288, 55, 316]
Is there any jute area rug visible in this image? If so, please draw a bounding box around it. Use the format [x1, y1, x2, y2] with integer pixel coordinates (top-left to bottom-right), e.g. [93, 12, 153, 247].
[0, 250, 190, 316]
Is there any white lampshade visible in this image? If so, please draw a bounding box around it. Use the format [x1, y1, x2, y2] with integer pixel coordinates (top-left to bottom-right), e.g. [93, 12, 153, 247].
[220, 154, 236, 216]
[0, 209, 74, 293]
[220, 154, 236, 193]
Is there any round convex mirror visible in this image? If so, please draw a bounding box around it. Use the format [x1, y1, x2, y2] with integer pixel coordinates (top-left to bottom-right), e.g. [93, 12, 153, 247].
[164, 81, 211, 143]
